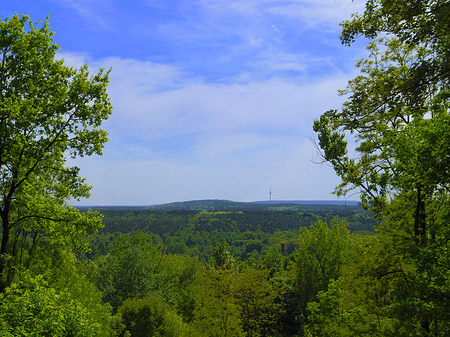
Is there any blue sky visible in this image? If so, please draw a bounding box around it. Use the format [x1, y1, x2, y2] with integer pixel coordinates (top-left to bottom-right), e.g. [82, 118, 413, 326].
[3, 0, 368, 205]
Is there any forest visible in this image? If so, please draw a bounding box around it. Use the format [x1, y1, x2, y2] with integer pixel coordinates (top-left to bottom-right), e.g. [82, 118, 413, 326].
[1, 0, 450, 336]
[84, 201, 375, 261]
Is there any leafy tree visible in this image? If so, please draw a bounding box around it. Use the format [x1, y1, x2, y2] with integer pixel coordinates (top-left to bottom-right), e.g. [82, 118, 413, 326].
[0, 14, 111, 290]
[211, 241, 234, 269]
[0, 274, 120, 337]
[305, 234, 405, 337]
[234, 268, 285, 337]
[92, 232, 163, 310]
[91, 231, 202, 317]
[313, 1, 450, 334]
[117, 293, 197, 337]
[340, 0, 450, 49]
[292, 219, 350, 333]
[314, 0, 450, 230]
[193, 268, 245, 337]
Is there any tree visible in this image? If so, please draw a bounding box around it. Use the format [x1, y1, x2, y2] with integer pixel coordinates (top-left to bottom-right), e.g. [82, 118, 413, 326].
[117, 293, 197, 337]
[0, 274, 120, 337]
[193, 268, 245, 337]
[313, 0, 450, 223]
[92, 233, 163, 311]
[0, 14, 111, 290]
[234, 268, 285, 337]
[313, 37, 445, 215]
[313, 1, 450, 334]
[340, 0, 450, 48]
[211, 241, 234, 269]
[291, 219, 350, 333]
[305, 234, 406, 337]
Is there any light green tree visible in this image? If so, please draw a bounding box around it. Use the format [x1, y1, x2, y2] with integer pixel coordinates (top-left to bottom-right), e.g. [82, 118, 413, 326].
[0, 274, 120, 336]
[193, 268, 245, 337]
[0, 14, 111, 290]
[234, 268, 285, 337]
[293, 218, 351, 333]
[211, 241, 234, 269]
[305, 234, 406, 337]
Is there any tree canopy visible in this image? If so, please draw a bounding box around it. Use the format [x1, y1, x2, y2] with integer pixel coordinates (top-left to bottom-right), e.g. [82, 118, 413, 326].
[312, 0, 450, 335]
[0, 14, 111, 291]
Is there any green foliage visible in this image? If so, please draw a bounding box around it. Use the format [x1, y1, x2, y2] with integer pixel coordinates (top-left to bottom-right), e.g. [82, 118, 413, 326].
[305, 234, 404, 337]
[292, 218, 351, 333]
[193, 268, 245, 337]
[234, 268, 285, 337]
[305, 279, 345, 337]
[313, 36, 432, 212]
[91, 232, 202, 314]
[340, 0, 450, 48]
[211, 241, 234, 269]
[0, 14, 111, 290]
[311, 1, 450, 335]
[91, 232, 165, 310]
[88, 207, 375, 263]
[117, 293, 196, 337]
[0, 275, 117, 337]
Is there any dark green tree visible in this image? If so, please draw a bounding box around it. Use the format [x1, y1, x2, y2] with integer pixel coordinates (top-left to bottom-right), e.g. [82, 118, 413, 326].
[92, 233, 163, 310]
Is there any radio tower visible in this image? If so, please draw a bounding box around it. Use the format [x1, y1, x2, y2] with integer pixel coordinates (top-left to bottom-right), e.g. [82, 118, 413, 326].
[269, 188, 272, 201]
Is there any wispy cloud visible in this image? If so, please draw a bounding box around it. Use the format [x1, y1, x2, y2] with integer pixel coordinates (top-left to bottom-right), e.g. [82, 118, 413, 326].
[10, 0, 367, 204]
[62, 51, 354, 204]
[266, 0, 364, 28]
[57, 0, 114, 30]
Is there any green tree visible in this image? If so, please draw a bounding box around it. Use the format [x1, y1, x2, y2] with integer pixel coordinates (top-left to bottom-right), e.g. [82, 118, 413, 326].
[234, 268, 285, 337]
[0, 274, 120, 337]
[193, 268, 245, 337]
[117, 293, 197, 337]
[340, 0, 450, 48]
[211, 241, 234, 269]
[291, 219, 350, 334]
[313, 1, 450, 334]
[92, 232, 163, 310]
[305, 234, 406, 337]
[0, 14, 111, 290]
[92, 231, 201, 315]
[313, 0, 450, 231]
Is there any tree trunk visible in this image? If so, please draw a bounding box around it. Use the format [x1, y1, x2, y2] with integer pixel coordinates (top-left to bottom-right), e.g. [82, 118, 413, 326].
[414, 187, 426, 244]
[0, 210, 10, 292]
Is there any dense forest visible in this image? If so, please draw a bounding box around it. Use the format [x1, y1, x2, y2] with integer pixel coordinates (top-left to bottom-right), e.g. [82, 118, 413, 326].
[1, 1, 450, 336]
[84, 201, 375, 261]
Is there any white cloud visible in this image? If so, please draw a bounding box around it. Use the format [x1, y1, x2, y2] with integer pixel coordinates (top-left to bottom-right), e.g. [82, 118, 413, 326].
[65, 52, 356, 205]
[54, 0, 367, 205]
[73, 137, 344, 205]
[196, 0, 364, 30]
[5, 0, 368, 205]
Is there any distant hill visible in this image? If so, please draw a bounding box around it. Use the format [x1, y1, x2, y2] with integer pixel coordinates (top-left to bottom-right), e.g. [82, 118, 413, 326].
[252, 200, 360, 206]
[76, 199, 361, 212]
[146, 199, 360, 211]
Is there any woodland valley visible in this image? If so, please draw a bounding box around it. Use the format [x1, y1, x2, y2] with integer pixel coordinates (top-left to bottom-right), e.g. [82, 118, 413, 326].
[1, 0, 450, 336]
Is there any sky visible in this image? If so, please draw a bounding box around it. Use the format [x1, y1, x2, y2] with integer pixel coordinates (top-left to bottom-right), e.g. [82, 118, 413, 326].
[2, 0, 369, 205]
